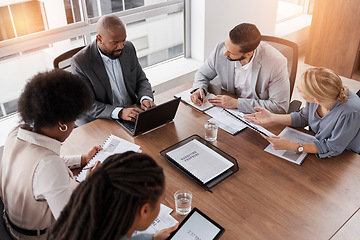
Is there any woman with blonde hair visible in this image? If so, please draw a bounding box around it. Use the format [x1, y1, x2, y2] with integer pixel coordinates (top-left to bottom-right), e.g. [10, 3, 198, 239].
[244, 67, 360, 158]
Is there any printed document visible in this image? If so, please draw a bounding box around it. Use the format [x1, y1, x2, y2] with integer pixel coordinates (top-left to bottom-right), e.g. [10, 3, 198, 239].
[133, 204, 178, 236]
[175, 88, 216, 112]
[76, 134, 141, 182]
[166, 139, 234, 183]
[265, 126, 316, 165]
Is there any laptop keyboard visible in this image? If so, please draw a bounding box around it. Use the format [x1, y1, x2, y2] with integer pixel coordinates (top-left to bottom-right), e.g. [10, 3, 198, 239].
[121, 120, 135, 132]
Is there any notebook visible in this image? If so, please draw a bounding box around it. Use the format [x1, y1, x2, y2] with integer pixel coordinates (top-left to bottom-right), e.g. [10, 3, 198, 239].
[166, 207, 225, 240]
[175, 88, 216, 112]
[76, 134, 141, 182]
[116, 97, 181, 136]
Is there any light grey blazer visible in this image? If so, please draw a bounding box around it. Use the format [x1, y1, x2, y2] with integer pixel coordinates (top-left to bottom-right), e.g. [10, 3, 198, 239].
[193, 42, 290, 113]
[71, 40, 153, 124]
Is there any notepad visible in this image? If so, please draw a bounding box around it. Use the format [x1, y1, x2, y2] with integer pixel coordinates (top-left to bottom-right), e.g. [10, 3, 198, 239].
[165, 139, 233, 184]
[175, 88, 216, 112]
[76, 134, 141, 182]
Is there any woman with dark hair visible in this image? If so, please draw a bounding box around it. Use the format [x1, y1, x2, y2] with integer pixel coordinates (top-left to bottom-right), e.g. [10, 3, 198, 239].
[47, 151, 178, 240]
[0, 69, 101, 240]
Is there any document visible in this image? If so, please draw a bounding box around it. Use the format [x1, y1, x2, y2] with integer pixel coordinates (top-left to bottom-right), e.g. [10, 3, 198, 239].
[76, 134, 141, 182]
[264, 126, 316, 165]
[205, 107, 274, 137]
[165, 139, 234, 184]
[175, 88, 216, 112]
[133, 204, 178, 236]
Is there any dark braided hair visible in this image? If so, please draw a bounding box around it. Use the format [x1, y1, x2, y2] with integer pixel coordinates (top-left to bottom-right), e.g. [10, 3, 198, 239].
[47, 151, 165, 240]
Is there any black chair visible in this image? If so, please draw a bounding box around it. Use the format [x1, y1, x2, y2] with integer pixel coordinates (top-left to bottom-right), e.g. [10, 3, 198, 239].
[53, 46, 85, 70]
[357, 90, 360, 97]
[261, 35, 302, 113]
[0, 197, 11, 240]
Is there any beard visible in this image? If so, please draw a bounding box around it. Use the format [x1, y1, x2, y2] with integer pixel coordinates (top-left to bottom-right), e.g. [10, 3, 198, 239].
[226, 55, 246, 62]
[100, 44, 123, 59]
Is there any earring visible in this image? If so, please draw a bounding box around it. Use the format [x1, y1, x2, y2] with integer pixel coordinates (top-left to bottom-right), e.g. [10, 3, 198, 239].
[59, 124, 68, 132]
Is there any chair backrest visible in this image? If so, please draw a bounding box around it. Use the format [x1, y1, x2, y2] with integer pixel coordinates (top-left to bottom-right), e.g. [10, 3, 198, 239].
[261, 36, 298, 99]
[53, 46, 85, 70]
[357, 90, 360, 98]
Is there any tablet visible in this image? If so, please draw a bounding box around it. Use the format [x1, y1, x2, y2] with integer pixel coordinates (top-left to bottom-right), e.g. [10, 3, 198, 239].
[166, 207, 225, 240]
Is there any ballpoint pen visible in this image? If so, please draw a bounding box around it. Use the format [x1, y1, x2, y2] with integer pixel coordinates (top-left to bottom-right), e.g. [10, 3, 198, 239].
[199, 88, 203, 107]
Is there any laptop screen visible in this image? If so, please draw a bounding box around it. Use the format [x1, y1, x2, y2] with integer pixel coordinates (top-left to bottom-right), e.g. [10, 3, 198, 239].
[117, 97, 181, 136]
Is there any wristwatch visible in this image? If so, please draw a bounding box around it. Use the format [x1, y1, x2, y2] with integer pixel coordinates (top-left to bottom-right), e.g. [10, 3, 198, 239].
[297, 143, 304, 153]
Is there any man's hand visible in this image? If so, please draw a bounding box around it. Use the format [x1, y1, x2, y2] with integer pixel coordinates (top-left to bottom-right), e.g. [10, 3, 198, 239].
[141, 99, 156, 110]
[208, 95, 237, 108]
[119, 107, 142, 122]
[190, 88, 206, 106]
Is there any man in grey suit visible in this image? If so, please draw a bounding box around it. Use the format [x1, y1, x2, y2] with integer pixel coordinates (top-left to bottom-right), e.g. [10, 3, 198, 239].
[191, 23, 290, 113]
[72, 15, 155, 125]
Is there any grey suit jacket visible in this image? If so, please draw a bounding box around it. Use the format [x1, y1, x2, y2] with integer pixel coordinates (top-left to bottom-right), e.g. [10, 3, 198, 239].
[193, 42, 290, 113]
[71, 40, 153, 124]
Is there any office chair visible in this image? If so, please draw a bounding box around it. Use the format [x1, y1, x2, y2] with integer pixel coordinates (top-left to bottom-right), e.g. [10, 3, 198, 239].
[0, 197, 11, 240]
[261, 35, 302, 113]
[53, 46, 84, 70]
[357, 90, 360, 98]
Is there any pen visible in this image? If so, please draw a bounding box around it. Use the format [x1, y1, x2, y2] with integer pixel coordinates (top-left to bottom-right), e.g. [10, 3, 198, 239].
[199, 88, 203, 106]
[223, 109, 269, 137]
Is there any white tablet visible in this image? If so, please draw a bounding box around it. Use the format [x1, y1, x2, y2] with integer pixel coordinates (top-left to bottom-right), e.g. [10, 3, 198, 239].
[166, 207, 225, 240]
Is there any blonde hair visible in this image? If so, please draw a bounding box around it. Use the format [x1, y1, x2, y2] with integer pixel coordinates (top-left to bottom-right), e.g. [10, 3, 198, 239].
[299, 67, 349, 103]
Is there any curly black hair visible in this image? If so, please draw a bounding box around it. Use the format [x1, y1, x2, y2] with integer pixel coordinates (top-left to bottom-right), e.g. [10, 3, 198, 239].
[18, 69, 92, 129]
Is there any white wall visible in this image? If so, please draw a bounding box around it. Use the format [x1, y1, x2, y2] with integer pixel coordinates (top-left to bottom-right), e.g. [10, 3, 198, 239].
[191, 0, 278, 61]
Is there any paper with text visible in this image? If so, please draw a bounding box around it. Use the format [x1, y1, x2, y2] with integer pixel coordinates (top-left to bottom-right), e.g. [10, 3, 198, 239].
[133, 204, 178, 236]
[175, 88, 216, 112]
[76, 134, 141, 182]
[166, 139, 233, 183]
[265, 126, 316, 165]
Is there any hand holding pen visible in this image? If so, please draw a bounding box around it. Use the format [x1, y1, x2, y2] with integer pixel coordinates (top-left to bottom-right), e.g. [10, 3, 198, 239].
[190, 88, 207, 106]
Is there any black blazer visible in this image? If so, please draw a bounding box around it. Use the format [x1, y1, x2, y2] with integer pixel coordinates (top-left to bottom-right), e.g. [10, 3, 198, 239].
[71, 40, 153, 124]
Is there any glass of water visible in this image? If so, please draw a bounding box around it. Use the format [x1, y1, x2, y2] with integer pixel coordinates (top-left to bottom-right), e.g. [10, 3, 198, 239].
[174, 189, 192, 215]
[204, 121, 218, 141]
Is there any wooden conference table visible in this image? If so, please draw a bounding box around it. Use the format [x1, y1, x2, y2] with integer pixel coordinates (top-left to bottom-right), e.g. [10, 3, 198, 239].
[61, 82, 360, 240]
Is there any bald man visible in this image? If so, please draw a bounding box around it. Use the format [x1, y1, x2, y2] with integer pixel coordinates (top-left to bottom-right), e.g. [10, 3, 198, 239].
[71, 15, 155, 126]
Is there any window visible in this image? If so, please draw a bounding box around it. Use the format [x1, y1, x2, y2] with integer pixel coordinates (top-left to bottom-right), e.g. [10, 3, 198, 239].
[0, 0, 184, 120]
[277, 0, 314, 23]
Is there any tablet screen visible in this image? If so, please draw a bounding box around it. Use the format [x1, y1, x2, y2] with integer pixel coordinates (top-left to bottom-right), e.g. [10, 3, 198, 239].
[167, 208, 225, 240]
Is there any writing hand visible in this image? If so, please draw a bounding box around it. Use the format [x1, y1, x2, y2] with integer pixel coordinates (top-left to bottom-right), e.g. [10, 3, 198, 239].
[190, 88, 207, 106]
[80, 145, 102, 167]
[141, 99, 156, 110]
[208, 95, 237, 108]
[119, 107, 142, 122]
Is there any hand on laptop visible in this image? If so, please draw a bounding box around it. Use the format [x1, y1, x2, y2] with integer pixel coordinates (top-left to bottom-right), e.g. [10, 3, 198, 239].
[141, 99, 156, 110]
[119, 107, 142, 122]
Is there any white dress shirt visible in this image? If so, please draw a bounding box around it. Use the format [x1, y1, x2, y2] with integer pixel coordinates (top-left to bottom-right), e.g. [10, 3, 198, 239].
[234, 49, 257, 98]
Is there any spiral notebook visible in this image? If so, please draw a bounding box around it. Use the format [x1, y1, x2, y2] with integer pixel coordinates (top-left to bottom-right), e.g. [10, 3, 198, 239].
[76, 134, 141, 182]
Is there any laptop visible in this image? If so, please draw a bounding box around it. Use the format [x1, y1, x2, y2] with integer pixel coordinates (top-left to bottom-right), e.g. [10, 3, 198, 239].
[116, 97, 181, 136]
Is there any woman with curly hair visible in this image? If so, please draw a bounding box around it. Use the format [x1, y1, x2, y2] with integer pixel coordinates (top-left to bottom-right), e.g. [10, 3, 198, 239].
[0, 69, 101, 240]
[244, 67, 360, 158]
[47, 151, 178, 240]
